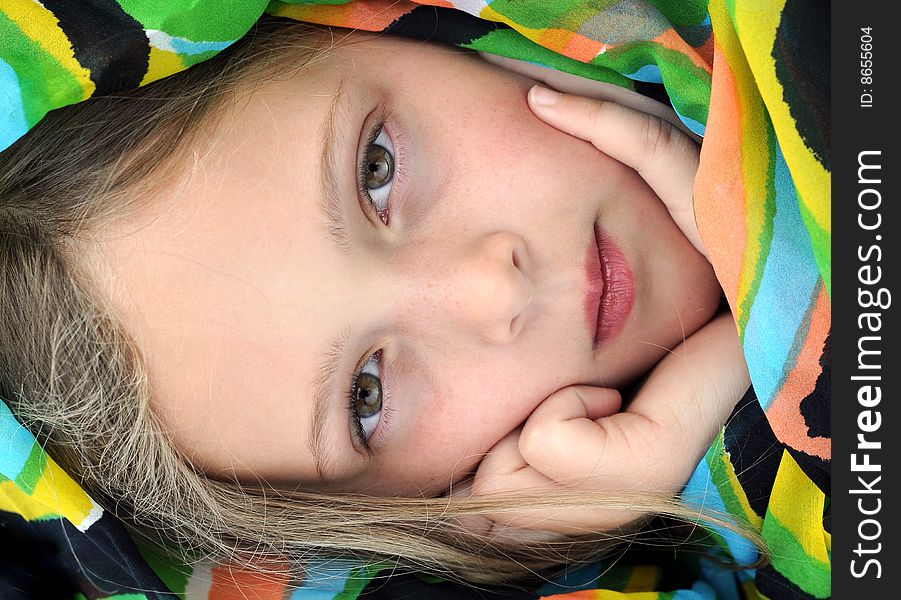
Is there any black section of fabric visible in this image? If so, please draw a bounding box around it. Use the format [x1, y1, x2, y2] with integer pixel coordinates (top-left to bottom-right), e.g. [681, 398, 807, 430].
[772, 0, 830, 170]
[756, 561, 816, 600]
[0, 508, 178, 600]
[40, 0, 150, 95]
[633, 81, 673, 108]
[384, 5, 508, 46]
[359, 572, 537, 599]
[0, 510, 82, 600]
[800, 332, 830, 439]
[723, 386, 783, 519]
[793, 331, 831, 495]
[787, 446, 831, 497]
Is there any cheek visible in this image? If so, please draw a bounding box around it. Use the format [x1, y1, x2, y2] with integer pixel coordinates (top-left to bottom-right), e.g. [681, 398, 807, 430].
[409, 367, 547, 473]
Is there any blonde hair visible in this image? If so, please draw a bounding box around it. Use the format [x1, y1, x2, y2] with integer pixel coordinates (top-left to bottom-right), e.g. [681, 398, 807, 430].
[0, 16, 764, 588]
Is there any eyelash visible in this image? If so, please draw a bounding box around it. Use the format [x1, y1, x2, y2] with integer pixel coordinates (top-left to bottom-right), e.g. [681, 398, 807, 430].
[357, 119, 393, 225]
[357, 106, 404, 225]
[347, 350, 388, 455]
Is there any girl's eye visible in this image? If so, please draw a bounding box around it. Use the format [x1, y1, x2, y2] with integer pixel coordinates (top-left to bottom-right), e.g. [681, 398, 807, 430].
[348, 350, 384, 451]
[359, 125, 394, 225]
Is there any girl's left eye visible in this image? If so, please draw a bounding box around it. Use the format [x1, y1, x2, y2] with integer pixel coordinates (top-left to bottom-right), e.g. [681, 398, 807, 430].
[359, 125, 394, 225]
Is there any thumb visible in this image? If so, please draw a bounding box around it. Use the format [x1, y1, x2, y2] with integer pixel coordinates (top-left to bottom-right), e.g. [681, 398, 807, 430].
[528, 85, 706, 259]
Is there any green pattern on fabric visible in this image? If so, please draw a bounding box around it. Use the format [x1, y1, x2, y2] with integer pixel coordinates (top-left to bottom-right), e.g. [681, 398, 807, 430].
[797, 191, 831, 297]
[117, 0, 268, 41]
[646, 0, 708, 27]
[600, 42, 710, 124]
[136, 542, 191, 599]
[735, 126, 778, 344]
[0, 10, 83, 128]
[488, 0, 591, 29]
[14, 440, 47, 495]
[462, 29, 634, 88]
[762, 514, 831, 598]
[335, 562, 389, 599]
[704, 434, 756, 531]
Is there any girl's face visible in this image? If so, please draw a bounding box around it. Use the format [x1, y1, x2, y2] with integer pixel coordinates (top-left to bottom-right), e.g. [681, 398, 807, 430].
[85, 33, 721, 497]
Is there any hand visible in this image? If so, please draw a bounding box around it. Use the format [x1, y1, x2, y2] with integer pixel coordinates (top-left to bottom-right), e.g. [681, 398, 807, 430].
[454, 313, 749, 540]
[527, 85, 708, 260]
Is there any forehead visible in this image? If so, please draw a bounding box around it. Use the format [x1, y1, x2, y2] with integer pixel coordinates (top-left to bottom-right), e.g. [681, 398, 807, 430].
[79, 48, 364, 481]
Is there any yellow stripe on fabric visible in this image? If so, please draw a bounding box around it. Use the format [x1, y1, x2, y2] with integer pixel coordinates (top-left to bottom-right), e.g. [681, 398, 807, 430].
[3, 0, 95, 101]
[622, 565, 659, 593]
[742, 579, 770, 599]
[542, 592, 664, 599]
[731, 0, 830, 244]
[0, 479, 60, 521]
[481, 6, 551, 51]
[767, 452, 829, 565]
[3, 455, 102, 530]
[712, 432, 763, 530]
[29, 458, 99, 529]
[140, 45, 184, 86]
[707, 0, 770, 334]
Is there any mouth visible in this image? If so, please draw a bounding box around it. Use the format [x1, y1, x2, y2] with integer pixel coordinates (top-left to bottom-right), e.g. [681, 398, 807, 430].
[585, 222, 635, 350]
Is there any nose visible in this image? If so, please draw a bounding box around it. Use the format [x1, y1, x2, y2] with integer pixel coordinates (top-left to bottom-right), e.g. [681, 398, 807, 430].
[424, 232, 533, 345]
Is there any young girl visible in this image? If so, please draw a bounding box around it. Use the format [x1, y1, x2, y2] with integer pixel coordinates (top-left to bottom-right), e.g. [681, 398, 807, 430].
[0, 6, 829, 600]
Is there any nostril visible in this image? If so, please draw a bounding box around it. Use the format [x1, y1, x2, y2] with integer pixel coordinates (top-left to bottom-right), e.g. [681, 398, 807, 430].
[512, 244, 521, 270]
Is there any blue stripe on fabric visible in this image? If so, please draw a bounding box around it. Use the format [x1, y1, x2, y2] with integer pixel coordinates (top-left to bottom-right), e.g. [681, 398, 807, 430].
[741, 145, 818, 410]
[146, 30, 234, 56]
[0, 57, 29, 153]
[536, 561, 609, 596]
[0, 400, 36, 481]
[167, 36, 233, 56]
[625, 64, 663, 83]
[288, 559, 355, 599]
[696, 559, 747, 600]
[682, 459, 757, 565]
[673, 586, 714, 600]
[674, 105, 706, 136]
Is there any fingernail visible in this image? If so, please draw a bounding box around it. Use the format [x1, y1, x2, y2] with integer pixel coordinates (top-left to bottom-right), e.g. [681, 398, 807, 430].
[529, 85, 561, 108]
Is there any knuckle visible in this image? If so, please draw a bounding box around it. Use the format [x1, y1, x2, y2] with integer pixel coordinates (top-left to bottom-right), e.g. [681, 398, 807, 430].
[518, 418, 568, 468]
[585, 98, 608, 124]
[639, 113, 676, 160]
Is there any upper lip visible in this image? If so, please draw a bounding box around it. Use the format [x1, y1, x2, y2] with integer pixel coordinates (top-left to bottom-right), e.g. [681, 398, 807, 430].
[586, 221, 605, 348]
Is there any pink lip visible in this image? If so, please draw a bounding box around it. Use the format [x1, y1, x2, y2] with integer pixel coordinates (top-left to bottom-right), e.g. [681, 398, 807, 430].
[584, 223, 634, 348]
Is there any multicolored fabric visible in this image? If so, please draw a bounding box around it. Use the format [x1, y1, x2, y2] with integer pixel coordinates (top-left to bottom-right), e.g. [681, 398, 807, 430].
[1, 0, 830, 599]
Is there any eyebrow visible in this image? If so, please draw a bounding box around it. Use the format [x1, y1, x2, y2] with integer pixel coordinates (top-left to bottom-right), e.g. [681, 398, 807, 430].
[309, 77, 353, 483]
[309, 326, 350, 483]
[318, 73, 352, 255]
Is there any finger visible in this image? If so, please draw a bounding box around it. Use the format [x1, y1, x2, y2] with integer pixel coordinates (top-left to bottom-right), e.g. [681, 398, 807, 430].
[467, 426, 641, 534]
[625, 313, 749, 455]
[518, 386, 635, 486]
[528, 85, 706, 258]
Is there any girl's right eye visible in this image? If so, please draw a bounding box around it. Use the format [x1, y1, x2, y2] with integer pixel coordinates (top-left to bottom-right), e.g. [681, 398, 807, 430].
[359, 125, 394, 225]
[348, 350, 384, 452]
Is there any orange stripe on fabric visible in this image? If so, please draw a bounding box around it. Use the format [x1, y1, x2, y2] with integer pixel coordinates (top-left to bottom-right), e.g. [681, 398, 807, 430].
[696, 34, 715, 70]
[417, 0, 455, 8]
[765, 282, 831, 460]
[562, 33, 605, 62]
[270, 0, 414, 31]
[651, 28, 712, 74]
[208, 564, 291, 600]
[694, 42, 746, 310]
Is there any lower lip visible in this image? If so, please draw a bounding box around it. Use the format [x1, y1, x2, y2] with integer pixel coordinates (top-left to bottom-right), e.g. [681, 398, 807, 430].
[588, 224, 635, 346]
